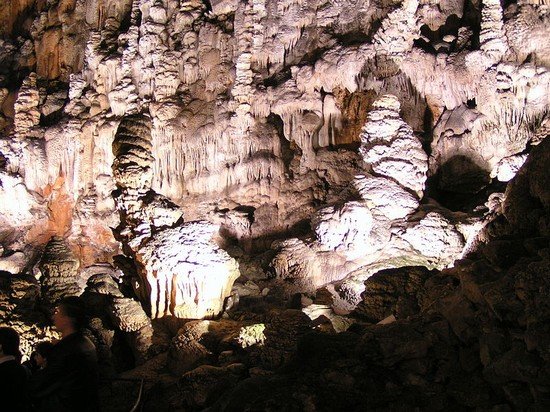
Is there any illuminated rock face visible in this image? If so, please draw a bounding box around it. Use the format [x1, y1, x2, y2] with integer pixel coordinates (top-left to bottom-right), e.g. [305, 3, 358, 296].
[112, 115, 239, 319]
[0, 0, 547, 337]
[1, 0, 546, 252]
[0, 1, 548, 409]
[359, 95, 428, 198]
[271, 94, 465, 303]
[134, 222, 240, 319]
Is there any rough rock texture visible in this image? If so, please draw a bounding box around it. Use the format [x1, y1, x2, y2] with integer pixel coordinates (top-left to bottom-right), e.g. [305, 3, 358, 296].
[0, 270, 59, 361]
[354, 266, 436, 323]
[167, 319, 241, 376]
[0, 0, 548, 409]
[207, 124, 550, 412]
[359, 95, 428, 198]
[81, 265, 154, 365]
[271, 94, 469, 306]
[38, 236, 81, 305]
[0, 0, 546, 301]
[134, 221, 240, 319]
[111, 114, 239, 320]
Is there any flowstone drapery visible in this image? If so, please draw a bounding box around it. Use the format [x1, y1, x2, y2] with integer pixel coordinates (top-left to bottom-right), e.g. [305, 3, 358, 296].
[112, 114, 239, 319]
[0, 2, 548, 408]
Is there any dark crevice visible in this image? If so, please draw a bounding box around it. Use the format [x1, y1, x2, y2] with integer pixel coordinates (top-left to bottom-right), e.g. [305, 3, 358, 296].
[331, 31, 372, 47]
[263, 68, 293, 88]
[296, 46, 332, 68]
[463, 0, 482, 50]
[421, 106, 434, 156]
[267, 113, 295, 177]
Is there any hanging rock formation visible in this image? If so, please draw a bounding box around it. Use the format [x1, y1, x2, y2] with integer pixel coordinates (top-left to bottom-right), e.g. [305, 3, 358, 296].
[271, 94, 469, 307]
[0, 0, 548, 408]
[112, 114, 239, 319]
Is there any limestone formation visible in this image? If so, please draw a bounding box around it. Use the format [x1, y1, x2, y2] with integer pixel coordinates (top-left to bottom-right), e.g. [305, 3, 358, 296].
[0, 0, 548, 409]
[206, 137, 550, 412]
[353, 175, 418, 220]
[0, 251, 28, 275]
[111, 113, 239, 320]
[359, 95, 428, 198]
[271, 94, 467, 304]
[38, 236, 81, 305]
[167, 318, 268, 375]
[81, 265, 154, 365]
[354, 266, 435, 323]
[14, 73, 40, 138]
[135, 221, 240, 319]
[109, 297, 151, 333]
[168, 320, 219, 376]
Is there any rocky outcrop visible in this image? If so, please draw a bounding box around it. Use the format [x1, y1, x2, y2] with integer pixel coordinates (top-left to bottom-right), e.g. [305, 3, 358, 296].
[354, 266, 435, 323]
[166, 308, 312, 380]
[380, 0, 550, 195]
[0, 1, 548, 409]
[112, 115, 239, 320]
[0, 251, 28, 274]
[13, 73, 40, 138]
[271, 95, 469, 306]
[82, 265, 154, 365]
[359, 95, 428, 198]
[208, 119, 550, 412]
[134, 221, 239, 319]
[0, 267, 59, 360]
[38, 236, 81, 305]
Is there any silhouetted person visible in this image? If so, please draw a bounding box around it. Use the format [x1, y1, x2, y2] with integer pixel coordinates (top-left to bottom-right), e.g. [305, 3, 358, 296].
[0, 326, 30, 411]
[32, 296, 99, 412]
[24, 341, 55, 374]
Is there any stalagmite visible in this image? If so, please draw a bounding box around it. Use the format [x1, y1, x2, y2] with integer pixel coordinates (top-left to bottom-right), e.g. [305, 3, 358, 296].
[0, 1, 549, 407]
[112, 113, 239, 319]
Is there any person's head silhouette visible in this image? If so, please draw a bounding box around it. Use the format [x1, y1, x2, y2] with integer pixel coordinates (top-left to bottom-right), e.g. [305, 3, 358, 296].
[0, 327, 21, 362]
[53, 296, 88, 338]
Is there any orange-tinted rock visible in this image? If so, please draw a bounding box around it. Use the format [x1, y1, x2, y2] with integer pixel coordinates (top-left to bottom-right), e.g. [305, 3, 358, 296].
[35, 27, 62, 79]
[0, 0, 37, 38]
[333, 87, 377, 146]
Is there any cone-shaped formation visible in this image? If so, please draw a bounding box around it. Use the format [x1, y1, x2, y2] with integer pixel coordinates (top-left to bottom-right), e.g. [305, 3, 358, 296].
[272, 95, 468, 306]
[39, 236, 81, 305]
[112, 115, 239, 319]
[112, 114, 154, 193]
[359, 95, 428, 199]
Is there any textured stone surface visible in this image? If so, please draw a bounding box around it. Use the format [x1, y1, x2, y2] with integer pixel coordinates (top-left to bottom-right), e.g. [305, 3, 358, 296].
[354, 266, 435, 322]
[359, 95, 428, 198]
[0, 1, 548, 409]
[208, 140, 550, 411]
[0, 0, 546, 280]
[38, 236, 81, 305]
[271, 94, 467, 304]
[135, 221, 240, 319]
[109, 297, 151, 333]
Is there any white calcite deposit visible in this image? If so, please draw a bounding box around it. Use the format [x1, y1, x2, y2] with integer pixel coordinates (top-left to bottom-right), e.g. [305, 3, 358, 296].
[134, 221, 240, 319]
[0, 2, 549, 409]
[0, 0, 548, 320]
[271, 94, 469, 304]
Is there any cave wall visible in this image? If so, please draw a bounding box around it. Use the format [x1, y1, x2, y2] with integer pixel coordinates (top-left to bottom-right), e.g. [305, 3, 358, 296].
[0, 0, 548, 316]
